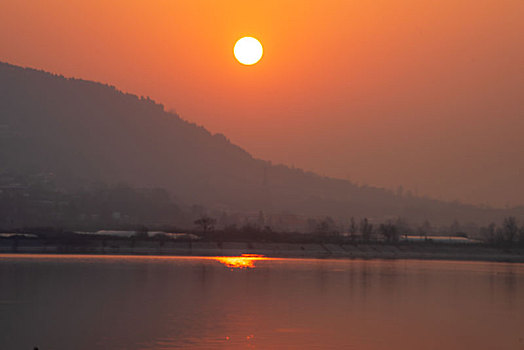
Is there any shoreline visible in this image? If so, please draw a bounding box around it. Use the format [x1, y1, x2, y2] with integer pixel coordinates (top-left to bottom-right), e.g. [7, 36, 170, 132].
[1, 241, 523, 263]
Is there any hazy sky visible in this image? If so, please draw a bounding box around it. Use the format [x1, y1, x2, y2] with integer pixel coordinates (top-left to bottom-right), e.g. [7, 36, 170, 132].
[1, 0, 523, 207]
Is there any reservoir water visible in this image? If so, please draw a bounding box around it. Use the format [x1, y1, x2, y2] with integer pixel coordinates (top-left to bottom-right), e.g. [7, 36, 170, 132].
[1, 254, 523, 349]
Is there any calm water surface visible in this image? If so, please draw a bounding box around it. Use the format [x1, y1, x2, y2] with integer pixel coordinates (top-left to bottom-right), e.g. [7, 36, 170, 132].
[1, 254, 523, 350]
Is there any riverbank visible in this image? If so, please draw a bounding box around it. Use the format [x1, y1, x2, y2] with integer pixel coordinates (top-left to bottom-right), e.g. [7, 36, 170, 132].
[1, 240, 523, 263]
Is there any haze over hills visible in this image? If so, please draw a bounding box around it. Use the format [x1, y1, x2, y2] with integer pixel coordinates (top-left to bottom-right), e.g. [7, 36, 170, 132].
[0, 61, 521, 229]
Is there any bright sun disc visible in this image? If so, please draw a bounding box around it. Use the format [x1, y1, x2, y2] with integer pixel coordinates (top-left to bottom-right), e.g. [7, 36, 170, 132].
[234, 37, 263, 65]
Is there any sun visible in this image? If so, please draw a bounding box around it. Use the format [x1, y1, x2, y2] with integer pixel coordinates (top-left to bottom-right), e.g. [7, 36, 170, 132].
[234, 37, 263, 65]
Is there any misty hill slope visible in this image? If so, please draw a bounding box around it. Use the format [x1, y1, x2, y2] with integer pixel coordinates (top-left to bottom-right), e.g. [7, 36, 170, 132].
[0, 62, 518, 225]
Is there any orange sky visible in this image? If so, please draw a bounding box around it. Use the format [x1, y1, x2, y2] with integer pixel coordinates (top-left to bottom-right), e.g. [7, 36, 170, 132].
[1, 0, 523, 207]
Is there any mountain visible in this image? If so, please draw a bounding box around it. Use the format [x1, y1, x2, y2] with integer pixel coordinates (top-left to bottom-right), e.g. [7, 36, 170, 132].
[0, 61, 521, 228]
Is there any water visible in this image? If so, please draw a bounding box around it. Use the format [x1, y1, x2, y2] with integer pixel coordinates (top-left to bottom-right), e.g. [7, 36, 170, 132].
[1, 254, 523, 350]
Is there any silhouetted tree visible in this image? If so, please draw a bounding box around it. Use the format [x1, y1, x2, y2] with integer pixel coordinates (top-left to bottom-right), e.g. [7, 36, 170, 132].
[194, 215, 216, 233]
[379, 221, 399, 243]
[316, 216, 338, 236]
[501, 216, 518, 244]
[480, 222, 496, 243]
[257, 210, 266, 229]
[348, 217, 358, 241]
[360, 218, 373, 242]
[395, 217, 412, 239]
[418, 220, 432, 240]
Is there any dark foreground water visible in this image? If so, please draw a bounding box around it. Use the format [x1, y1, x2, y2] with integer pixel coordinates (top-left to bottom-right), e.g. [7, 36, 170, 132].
[1, 254, 523, 350]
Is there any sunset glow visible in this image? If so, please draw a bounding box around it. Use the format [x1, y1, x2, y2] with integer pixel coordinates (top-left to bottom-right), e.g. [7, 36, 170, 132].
[2, 1, 524, 349]
[1, 0, 523, 206]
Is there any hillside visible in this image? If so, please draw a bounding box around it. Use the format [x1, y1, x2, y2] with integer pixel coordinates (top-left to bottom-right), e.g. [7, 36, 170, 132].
[0, 61, 521, 228]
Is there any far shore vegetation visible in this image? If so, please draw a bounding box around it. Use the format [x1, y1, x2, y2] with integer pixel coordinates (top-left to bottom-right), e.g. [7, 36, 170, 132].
[2, 215, 524, 249]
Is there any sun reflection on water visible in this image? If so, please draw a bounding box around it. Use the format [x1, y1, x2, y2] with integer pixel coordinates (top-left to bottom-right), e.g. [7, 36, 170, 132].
[213, 254, 267, 269]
